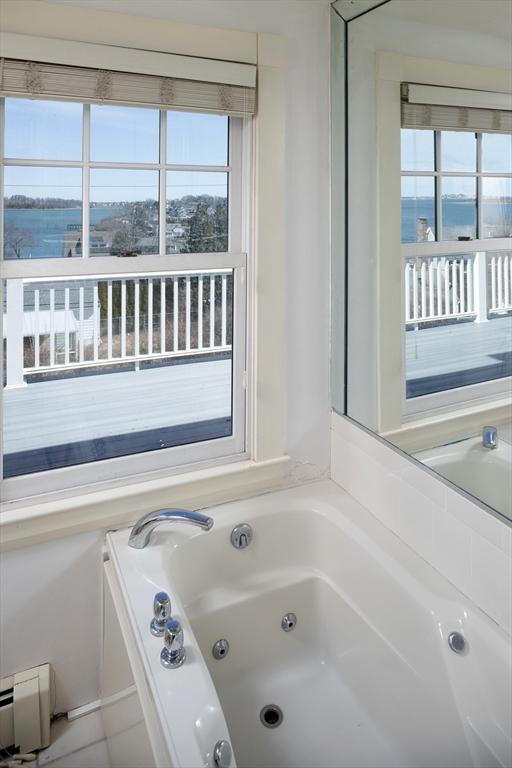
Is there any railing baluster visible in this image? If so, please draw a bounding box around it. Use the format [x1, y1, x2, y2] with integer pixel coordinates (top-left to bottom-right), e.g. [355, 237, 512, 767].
[420, 261, 426, 318]
[467, 257, 474, 313]
[459, 258, 465, 314]
[34, 288, 40, 368]
[93, 282, 99, 361]
[64, 286, 70, 365]
[444, 259, 450, 316]
[491, 256, 497, 311]
[173, 277, 179, 351]
[107, 279, 113, 359]
[210, 275, 216, 347]
[160, 278, 166, 353]
[436, 259, 443, 317]
[148, 279, 153, 355]
[198, 275, 203, 349]
[121, 279, 127, 358]
[185, 275, 191, 351]
[428, 259, 434, 318]
[221, 274, 227, 346]
[79, 285, 84, 363]
[504, 253, 510, 309]
[412, 262, 419, 322]
[497, 255, 504, 308]
[451, 259, 458, 316]
[49, 287, 55, 367]
[404, 263, 411, 321]
[134, 279, 140, 357]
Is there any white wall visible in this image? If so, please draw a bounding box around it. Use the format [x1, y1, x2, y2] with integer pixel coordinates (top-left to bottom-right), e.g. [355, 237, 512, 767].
[332, 414, 512, 636]
[345, 4, 512, 430]
[0, 531, 103, 712]
[0, 0, 332, 711]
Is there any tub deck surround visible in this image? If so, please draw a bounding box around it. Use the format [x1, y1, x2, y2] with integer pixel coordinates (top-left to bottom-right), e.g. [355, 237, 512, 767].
[105, 480, 512, 768]
[416, 435, 512, 520]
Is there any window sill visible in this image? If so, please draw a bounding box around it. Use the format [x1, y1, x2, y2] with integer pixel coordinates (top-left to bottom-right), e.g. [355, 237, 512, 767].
[383, 396, 512, 454]
[0, 455, 292, 552]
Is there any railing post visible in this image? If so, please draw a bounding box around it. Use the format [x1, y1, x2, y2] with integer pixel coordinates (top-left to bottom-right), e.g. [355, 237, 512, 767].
[473, 251, 488, 323]
[5, 279, 27, 389]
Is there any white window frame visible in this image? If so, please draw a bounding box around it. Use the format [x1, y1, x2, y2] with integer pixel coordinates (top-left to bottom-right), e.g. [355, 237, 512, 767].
[0, 97, 251, 502]
[375, 52, 512, 436]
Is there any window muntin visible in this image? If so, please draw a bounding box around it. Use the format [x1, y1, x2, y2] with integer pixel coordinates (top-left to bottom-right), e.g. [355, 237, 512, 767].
[3, 99, 232, 260]
[1, 98, 246, 489]
[401, 129, 512, 243]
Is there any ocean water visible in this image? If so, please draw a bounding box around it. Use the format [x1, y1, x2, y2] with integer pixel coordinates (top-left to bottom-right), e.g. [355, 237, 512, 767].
[401, 198, 512, 243]
[4, 206, 123, 258]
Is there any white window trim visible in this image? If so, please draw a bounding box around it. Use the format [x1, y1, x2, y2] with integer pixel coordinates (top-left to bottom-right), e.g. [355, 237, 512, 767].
[0, 28, 288, 528]
[376, 53, 512, 438]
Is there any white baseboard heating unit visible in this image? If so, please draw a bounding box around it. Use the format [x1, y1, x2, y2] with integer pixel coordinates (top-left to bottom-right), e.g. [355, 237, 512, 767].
[0, 665, 53, 755]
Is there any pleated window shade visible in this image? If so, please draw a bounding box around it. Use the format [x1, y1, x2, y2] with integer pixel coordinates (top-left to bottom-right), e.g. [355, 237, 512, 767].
[401, 85, 511, 134]
[0, 58, 257, 117]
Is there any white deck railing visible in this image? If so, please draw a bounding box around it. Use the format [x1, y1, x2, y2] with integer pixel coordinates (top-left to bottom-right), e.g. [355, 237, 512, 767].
[404, 255, 476, 324]
[4, 271, 232, 389]
[404, 251, 512, 326]
[489, 252, 512, 315]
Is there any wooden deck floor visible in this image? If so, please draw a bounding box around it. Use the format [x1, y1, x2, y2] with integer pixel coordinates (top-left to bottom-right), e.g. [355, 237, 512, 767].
[3, 358, 232, 456]
[2, 316, 511, 475]
[406, 315, 511, 396]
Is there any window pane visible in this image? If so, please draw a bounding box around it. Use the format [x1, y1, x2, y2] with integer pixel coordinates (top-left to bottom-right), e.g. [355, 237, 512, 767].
[401, 176, 435, 243]
[405, 252, 512, 398]
[167, 112, 228, 166]
[400, 129, 434, 171]
[90, 105, 159, 163]
[90, 170, 159, 256]
[2, 273, 234, 476]
[166, 171, 228, 253]
[4, 166, 82, 259]
[482, 177, 512, 238]
[482, 133, 512, 172]
[440, 131, 476, 172]
[4, 98, 83, 161]
[441, 177, 476, 240]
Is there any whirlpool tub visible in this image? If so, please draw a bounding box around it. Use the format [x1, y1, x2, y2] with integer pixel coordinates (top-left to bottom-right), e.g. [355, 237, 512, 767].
[103, 480, 512, 768]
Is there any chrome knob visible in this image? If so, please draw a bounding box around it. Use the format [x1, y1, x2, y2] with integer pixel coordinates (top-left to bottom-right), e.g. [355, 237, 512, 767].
[160, 619, 186, 669]
[231, 523, 253, 549]
[213, 740, 232, 768]
[150, 591, 172, 637]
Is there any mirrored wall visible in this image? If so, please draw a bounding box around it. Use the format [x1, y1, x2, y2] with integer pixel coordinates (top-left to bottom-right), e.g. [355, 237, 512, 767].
[332, 0, 512, 521]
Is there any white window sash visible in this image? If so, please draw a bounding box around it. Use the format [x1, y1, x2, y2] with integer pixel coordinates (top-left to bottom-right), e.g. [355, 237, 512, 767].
[0, 99, 250, 499]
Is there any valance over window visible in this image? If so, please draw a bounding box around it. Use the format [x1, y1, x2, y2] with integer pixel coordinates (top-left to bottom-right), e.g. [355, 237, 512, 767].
[401, 83, 512, 133]
[0, 57, 257, 117]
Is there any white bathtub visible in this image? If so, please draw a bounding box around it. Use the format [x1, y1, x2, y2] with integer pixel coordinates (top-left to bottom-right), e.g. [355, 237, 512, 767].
[416, 436, 512, 520]
[104, 480, 512, 768]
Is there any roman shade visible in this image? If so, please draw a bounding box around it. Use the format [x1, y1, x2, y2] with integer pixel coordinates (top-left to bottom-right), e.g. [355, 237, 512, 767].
[401, 83, 512, 134]
[0, 57, 257, 117]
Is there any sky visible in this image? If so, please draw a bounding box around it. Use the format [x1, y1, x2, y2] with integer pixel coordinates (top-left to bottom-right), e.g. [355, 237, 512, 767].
[3, 98, 229, 201]
[401, 128, 512, 198]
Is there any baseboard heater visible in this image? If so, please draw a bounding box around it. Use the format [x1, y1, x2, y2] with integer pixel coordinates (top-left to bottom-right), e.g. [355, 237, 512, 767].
[0, 665, 53, 754]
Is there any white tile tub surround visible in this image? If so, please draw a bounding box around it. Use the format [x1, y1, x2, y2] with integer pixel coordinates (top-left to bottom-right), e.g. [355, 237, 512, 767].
[331, 413, 512, 635]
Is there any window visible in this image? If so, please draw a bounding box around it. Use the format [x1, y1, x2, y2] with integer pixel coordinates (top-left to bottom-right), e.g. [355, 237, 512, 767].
[1, 97, 248, 498]
[400, 125, 512, 409]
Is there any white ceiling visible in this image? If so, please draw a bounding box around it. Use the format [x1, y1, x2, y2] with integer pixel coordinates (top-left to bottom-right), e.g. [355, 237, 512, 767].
[334, 0, 512, 40]
[36, 0, 512, 40]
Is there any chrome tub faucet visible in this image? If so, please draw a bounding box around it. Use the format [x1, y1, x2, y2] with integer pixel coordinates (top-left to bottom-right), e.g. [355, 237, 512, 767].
[482, 426, 498, 450]
[128, 508, 214, 549]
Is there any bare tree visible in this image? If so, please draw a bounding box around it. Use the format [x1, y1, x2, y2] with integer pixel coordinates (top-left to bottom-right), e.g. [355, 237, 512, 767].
[4, 222, 33, 258]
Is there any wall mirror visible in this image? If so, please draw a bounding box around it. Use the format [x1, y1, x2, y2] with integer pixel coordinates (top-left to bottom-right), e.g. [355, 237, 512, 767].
[332, 0, 512, 522]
